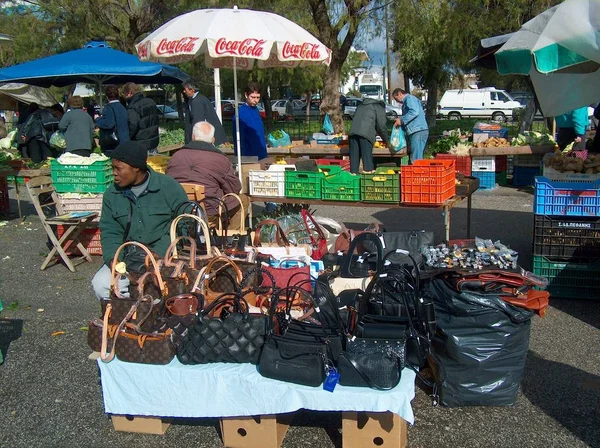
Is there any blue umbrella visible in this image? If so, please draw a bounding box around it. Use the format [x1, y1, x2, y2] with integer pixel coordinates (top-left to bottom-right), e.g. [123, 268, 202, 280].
[0, 40, 188, 88]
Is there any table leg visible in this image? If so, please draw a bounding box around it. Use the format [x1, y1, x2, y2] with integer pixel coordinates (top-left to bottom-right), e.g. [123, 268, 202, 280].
[14, 177, 22, 219]
[443, 205, 451, 242]
[342, 412, 407, 448]
[467, 193, 472, 238]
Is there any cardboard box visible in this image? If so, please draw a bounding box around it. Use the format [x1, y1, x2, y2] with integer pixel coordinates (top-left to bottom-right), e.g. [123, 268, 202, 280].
[342, 412, 407, 448]
[290, 140, 304, 147]
[240, 163, 261, 194]
[220, 414, 293, 448]
[111, 415, 170, 435]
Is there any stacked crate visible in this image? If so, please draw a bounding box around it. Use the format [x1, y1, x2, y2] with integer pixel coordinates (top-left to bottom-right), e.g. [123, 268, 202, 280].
[512, 154, 543, 187]
[471, 156, 507, 190]
[532, 173, 600, 300]
[51, 159, 113, 256]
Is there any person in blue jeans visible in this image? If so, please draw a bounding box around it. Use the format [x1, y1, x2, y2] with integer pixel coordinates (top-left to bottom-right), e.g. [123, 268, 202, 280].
[392, 88, 428, 163]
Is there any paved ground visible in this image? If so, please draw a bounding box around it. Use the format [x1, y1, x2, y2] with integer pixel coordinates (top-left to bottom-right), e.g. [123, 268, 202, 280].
[0, 184, 599, 448]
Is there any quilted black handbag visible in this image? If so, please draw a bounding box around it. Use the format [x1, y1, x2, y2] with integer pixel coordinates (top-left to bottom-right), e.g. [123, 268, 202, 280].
[176, 293, 268, 365]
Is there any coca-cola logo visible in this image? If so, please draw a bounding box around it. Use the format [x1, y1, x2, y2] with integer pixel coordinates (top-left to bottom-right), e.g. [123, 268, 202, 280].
[156, 37, 199, 55]
[137, 41, 150, 60]
[281, 42, 322, 60]
[214, 38, 266, 57]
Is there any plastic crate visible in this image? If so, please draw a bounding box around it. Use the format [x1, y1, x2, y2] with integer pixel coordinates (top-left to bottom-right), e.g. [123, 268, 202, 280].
[533, 215, 600, 261]
[473, 127, 508, 139]
[495, 155, 507, 172]
[58, 194, 103, 221]
[472, 170, 497, 190]
[285, 170, 323, 199]
[400, 156, 410, 166]
[51, 159, 114, 193]
[513, 154, 544, 167]
[471, 156, 496, 172]
[249, 169, 288, 197]
[401, 160, 456, 204]
[532, 255, 600, 300]
[147, 155, 170, 174]
[435, 154, 472, 176]
[316, 158, 350, 171]
[496, 171, 507, 186]
[360, 168, 400, 203]
[321, 170, 361, 201]
[56, 224, 102, 256]
[512, 166, 540, 187]
[534, 176, 600, 217]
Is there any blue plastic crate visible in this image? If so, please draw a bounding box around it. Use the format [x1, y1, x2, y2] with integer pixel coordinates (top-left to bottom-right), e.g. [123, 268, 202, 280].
[472, 170, 496, 190]
[512, 166, 540, 187]
[534, 176, 600, 217]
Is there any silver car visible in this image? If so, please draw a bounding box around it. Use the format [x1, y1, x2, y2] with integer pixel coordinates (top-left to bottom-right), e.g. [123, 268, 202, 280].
[343, 97, 402, 120]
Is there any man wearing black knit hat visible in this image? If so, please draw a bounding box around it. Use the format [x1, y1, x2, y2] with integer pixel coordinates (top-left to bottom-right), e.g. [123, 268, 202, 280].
[91, 141, 189, 301]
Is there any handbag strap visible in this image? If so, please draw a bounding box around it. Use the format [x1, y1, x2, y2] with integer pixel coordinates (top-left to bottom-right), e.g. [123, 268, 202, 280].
[300, 209, 326, 247]
[200, 292, 250, 317]
[164, 236, 198, 269]
[253, 219, 291, 247]
[340, 232, 383, 278]
[110, 241, 166, 297]
[198, 255, 244, 291]
[218, 193, 246, 234]
[100, 301, 139, 362]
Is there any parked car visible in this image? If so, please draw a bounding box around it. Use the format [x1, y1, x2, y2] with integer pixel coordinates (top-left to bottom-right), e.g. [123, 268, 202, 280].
[343, 97, 402, 120]
[271, 99, 304, 116]
[293, 101, 323, 119]
[221, 102, 279, 121]
[437, 88, 523, 122]
[156, 104, 180, 121]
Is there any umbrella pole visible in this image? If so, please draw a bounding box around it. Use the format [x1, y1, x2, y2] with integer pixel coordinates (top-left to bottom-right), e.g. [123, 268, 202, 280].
[233, 56, 243, 186]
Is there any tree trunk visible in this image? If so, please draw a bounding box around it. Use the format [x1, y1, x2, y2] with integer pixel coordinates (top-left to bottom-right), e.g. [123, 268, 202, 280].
[263, 86, 273, 132]
[321, 60, 344, 134]
[424, 79, 438, 129]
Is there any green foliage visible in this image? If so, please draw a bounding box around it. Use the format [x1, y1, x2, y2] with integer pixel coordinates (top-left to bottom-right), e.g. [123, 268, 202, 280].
[159, 128, 185, 147]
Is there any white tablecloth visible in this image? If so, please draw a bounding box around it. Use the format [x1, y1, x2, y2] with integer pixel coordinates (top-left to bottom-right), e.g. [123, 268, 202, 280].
[98, 358, 416, 424]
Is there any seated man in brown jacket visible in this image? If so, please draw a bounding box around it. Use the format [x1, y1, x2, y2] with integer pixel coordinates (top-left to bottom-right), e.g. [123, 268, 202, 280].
[167, 121, 249, 229]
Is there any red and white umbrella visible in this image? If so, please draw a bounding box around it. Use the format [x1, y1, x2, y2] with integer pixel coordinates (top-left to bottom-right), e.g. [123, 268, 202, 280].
[136, 6, 331, 175]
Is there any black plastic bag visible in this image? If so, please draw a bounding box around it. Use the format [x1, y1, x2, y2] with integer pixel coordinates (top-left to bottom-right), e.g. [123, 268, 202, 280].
[427, 278, 533, 407]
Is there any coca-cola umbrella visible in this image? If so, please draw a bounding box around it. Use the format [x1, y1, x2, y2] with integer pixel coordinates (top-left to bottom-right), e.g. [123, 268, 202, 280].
[136, 6, 331, 179]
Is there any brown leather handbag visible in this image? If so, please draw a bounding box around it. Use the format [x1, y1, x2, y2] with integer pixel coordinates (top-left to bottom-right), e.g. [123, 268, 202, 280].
[169, 213, 221, 267]
[191, 255, 244, 312]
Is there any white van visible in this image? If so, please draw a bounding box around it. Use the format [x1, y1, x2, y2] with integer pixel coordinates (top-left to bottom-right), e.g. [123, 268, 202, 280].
[438, 88, 523, 122]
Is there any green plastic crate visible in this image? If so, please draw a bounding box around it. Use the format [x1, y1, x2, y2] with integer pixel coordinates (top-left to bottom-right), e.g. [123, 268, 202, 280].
[400, 156, 410, 166]
[321, 170, 361, 201]
[51, 159, 113, 181]
[285, 170, 323, 199]
[496, 171, 507, 186]
[360, 167, 401, 203]
[532, 255, 600, 300]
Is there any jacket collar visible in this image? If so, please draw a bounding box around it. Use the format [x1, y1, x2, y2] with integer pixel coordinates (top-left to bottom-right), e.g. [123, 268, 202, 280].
[111, 168, 160, 194]
[182, 140, 224, 155]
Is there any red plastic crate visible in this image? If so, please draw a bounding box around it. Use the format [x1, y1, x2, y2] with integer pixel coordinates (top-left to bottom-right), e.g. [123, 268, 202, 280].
[435, 154, 472, 176]
[0, 177, 9, 212]
[401, 160, 456, 204]
[495, 155, 507, 172]
[56, 224, 102, 255]
[316, 158, 350, 171]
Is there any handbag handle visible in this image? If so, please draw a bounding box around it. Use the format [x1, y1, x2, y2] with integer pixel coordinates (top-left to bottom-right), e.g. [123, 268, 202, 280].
[165, 292, 203, 316]
[253, 219, 291, 247]
[218, 193, 246, 234]
[340, 232, 383, 278]
[164, 236, 198, 269]
[200, 292, 251, 317]
[300, 209, 326, 247]
[110, 241, 166, 297]
[100, 300, 139, 363]
[190, 255, 244, 294]
[169, 213, 215, 258]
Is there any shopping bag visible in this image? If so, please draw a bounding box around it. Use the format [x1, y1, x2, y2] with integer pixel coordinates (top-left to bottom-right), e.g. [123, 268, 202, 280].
[267, 130, 291, 148]
[49, 131, 67, 150]
[390, 126, 406, 153]
[323, 114, 334, 135]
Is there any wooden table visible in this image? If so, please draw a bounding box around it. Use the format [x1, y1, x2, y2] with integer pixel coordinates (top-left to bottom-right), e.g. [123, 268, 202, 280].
[469, 144, 556, 156]
[248, 194, 474, 242]
[0, 168, 51, 218]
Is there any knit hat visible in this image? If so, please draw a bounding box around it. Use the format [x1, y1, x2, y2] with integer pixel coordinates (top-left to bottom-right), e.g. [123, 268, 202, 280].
[109, 141, 148, 170]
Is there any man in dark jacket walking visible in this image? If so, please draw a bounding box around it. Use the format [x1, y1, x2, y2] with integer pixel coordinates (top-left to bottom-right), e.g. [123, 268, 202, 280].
[348, 98, 390, 174]
[167, 121, 248, 229]
[123, 82, 159, 152]
[183, 79, 226, 146]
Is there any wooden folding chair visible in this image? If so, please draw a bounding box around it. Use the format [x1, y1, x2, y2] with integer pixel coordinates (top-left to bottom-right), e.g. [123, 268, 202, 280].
[26, 176, 98, 272]
[181, 183, 205, 202]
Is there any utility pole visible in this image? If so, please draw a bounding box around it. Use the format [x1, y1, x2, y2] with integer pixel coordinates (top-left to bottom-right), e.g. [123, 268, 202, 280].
[385, 0, 393, 103]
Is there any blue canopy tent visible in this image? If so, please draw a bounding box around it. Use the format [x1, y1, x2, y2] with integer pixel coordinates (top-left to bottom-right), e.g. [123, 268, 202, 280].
[0, 41, 189, 105]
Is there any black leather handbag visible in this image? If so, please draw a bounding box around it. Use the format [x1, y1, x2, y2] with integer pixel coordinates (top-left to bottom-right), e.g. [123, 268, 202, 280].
[176, 293, 268, 364]
[338, 337, 404, 389]
[361, 230, 434, 266]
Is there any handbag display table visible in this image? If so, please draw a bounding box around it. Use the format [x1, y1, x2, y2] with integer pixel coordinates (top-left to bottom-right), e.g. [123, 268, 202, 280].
[98, 358, 416, 447]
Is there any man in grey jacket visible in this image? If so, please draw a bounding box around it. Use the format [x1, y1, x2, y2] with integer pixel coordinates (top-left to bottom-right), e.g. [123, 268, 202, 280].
[348, 98, 390, 174]
[183, 79, 226, 146]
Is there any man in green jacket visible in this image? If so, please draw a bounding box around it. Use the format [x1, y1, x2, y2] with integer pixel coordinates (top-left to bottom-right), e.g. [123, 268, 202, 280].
[91, 141, 189, 300]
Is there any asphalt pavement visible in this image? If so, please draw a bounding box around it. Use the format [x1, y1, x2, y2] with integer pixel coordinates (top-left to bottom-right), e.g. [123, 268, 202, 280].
[0, 184, 598, 448]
